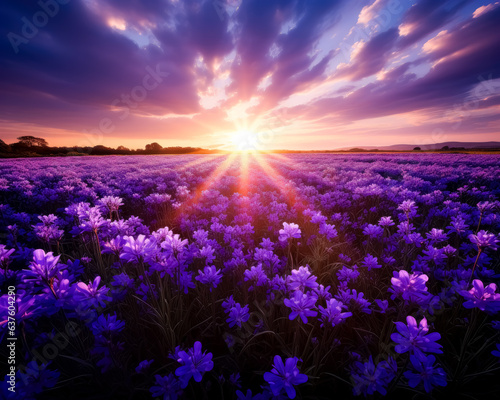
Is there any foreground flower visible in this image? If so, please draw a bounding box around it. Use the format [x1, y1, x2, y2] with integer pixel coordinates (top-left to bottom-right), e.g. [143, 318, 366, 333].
[279, 222, 301, 242]
[195, 265, 222, 291]
[227, 303, 250, 328]
[75, 276, 112, 308]
[25, 249, 62, 285]
[120, 235, 156, 263]
[389, 270, 429, 303]
[263, 355, 308, 399]
[175, 341, 214, 388]
[284, 291, 317, 324]
[404, 353, 447, 393]
[150, 373, 181, 400]
[135, 359, 154, 374]
[351, 355, 396, 396]
[468, 230, 499, 250]
[318, 299, 352, 327]
[0, 245, 15, 269]
[459, 279, 500, 314]
[391, 316, 443, 358]
[289, 265, 318, 291]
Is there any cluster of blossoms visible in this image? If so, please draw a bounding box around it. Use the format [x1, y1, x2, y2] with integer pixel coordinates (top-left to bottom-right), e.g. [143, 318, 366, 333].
[222, 295, 250, 328]
[0, 154, 499, 399]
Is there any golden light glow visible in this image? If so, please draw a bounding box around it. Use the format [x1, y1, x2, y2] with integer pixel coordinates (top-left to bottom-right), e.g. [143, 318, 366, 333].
[229, 129, 259, 151]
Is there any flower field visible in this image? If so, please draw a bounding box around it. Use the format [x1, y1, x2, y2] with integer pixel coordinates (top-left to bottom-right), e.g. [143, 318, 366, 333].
[0, 153, 499, 399]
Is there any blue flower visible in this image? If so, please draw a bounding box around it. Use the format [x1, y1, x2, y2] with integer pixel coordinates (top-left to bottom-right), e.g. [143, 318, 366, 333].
[227, 303, 250, 328]
[278, 222, 301, 242]
[459, 279, 500, 314]
[75, 276, 112, 308]
[391, 316, 443, 358]
[263, 355, 308, 399]
[404, 353, 447, 393]
[195, 265, 222, 291]
[351, 355, 396, 396]
[135, 359, 154, 374]
[288, 265, 318, 291]
[283, 291, 317, 324]
[120, 234, 157, 263]
[175, 341, 214, 388]
[318, 299, 352, 328]
[25, 249, 62, 285]
[150, 373, 181, 400]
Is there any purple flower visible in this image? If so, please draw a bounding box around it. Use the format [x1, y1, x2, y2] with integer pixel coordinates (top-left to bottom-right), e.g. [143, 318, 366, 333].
[335, 289, 372, 314]
[284, 291, 317, 324]
[91, 313, 125, 336]
[175, 341, 214, 388]
[288, 265, 318, 291]
[374, 299, 391, 313]
[222, 295, 236, 312]
[17, 361, 60, 396]
[102, 235, 127, 255]
[459, 279, 500, 314]
[426, 228, 448, 243]
[98, 196, 123, 213]
[319, 223, 337, 239]
[227, 303, 250, 328]
[404, 353, 447, 393]
[263, 355, 308, 399]
[351, 355, 396, 396]
[492, 343, 500, 359]
[469, 230, 499, 250]
[244, 265, 269, 288]
[389, 270, 429, 303]
[361, 254, 381, 271]
[120, 235, 157, 263]
[336, 265, 360, 285]
[195, 265, 222, 291]
[161, 234, 188, 254]
[398, 200, 417, 215]
[318, 299, 352, 327]
[75, 276, 112, 308]
[279, 222, 301, 242]
[150, 373, 181, 400]
[378, 216, 395, 227]
[0, 245, 15, 269]
[25, 249, 62, 285]
[363, 224, 383, 238]
[391, 316, 443, 358]
[135, 359, 154, 374]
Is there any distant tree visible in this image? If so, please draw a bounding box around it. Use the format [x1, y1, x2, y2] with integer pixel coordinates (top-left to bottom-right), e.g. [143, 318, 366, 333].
[91, 145, 114, 155]
[441, 146, 449, 150]
[117, 145, 130, 151]
[145, 142, 163, 153]
[413, 147, 421, 151]
[17, 136, 48, 147]
[0, 139, 10, 152]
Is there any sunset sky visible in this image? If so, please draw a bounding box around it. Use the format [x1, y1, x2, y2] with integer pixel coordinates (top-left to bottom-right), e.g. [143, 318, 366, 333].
[1, 0, 499, 150]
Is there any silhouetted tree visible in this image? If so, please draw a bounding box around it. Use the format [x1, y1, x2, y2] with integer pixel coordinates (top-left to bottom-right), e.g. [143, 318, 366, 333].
[0, 139, 10, 152]
[413, 147, 421, 151]
[145, 142, 163, 153]
[441, 146, 449, 150]
[17, 136, 48, 147]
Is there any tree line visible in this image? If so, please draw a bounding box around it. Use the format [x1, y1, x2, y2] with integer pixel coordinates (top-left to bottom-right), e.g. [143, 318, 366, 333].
[0, 136, 219, 157]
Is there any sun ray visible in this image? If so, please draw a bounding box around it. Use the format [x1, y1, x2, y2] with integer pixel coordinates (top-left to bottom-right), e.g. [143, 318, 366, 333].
[173, 153, 239, 221]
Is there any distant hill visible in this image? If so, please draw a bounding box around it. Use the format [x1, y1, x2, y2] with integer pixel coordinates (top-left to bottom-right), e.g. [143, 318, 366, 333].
[335, 141, 500, 151]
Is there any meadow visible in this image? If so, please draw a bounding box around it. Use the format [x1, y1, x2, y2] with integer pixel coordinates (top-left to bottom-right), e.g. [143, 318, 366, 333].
[0, 153, 499, 399]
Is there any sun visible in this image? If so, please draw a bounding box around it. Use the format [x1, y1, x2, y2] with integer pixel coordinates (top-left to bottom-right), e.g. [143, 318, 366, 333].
[230, 129, 259, 151]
